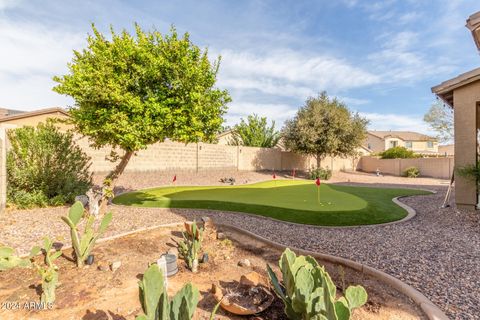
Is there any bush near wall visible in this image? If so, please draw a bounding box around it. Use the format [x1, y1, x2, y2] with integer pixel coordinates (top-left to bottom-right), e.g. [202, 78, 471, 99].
[403, 166, 420, 178]
[380, 146, 418, 159]
[309, 167, 332, 180]
[7, 122, 92, 209]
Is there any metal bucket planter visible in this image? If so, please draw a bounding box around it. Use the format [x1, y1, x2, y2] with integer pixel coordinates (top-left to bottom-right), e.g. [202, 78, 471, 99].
[160, 253, 178, 277]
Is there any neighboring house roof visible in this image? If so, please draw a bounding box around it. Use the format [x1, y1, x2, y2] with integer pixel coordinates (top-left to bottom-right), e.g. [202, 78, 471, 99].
[466, 11, 480, 51]
[0, 107, 69, 123]
[439, 144, 454, 155]
[368, 131, 436, 141]
[0, 108, 25, 118]
[216, 129, 233, 139]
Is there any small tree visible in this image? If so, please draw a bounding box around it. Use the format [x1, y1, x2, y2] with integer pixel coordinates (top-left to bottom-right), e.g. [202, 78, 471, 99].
[53, 24, 231, 212]
[423, 100, 453, 143]
[228, 114, 280, 148]
[7, 122, 91, 208]
[282, 92, 368, 168]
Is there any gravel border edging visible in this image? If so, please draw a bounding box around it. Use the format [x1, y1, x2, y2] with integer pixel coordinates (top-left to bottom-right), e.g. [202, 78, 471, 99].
[216, 223, 449, 320]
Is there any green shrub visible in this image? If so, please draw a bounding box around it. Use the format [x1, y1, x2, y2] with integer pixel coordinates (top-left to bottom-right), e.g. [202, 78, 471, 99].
[7, 122, 92, 209]
[309, 167, 332, 180]
[267, 248, 367, 320]
[8, 190, 49, 208]
[379, 146, 418, 159]
[403, 167, 420, 178]
[456, 161, 480, 182]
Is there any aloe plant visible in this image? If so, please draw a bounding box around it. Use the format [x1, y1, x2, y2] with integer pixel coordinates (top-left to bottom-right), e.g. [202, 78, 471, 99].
[61, 201, 112, 267]
[136, 264, 199, 320]
[267, 248, 367, 320]
[178, 221, 203, 273]
[34, 237, 62, 304]
[0, 245, 38, 271]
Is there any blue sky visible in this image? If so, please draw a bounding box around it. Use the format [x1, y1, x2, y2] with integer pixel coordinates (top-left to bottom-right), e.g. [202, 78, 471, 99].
[0, 0, 479, 134]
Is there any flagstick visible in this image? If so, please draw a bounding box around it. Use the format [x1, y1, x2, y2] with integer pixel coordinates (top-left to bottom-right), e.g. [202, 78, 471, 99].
[317, 186, 320, 205]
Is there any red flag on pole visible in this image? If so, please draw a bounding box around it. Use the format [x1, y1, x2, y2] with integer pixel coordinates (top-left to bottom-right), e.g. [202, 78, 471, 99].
[272, 171, 276, 179]
[172, 175, 177, 183]
[315, 178, 321, 204]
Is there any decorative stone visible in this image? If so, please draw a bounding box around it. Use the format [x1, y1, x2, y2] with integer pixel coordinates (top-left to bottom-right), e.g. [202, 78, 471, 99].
[74, 195, 89, 207]
[238, 259, 251, 267]
[110, 260, 122, 272]
[217, 232, 226, 240]
[202, 216, 217, 240]
[240, 271, 261, 286]
[97, 261, 109, 271]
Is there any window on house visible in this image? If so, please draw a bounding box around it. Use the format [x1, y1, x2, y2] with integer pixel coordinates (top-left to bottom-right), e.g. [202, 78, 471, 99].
[427, 141, 434, 148]
[389, 141, 398, 148]
[405, 141, 412, 148]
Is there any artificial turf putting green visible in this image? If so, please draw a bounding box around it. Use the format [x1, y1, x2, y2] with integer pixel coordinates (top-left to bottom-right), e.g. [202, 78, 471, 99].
[113, 180, 431, 226]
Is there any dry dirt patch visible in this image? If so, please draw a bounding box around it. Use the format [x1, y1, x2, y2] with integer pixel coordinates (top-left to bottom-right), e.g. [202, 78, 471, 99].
[0, 224, 425, 320]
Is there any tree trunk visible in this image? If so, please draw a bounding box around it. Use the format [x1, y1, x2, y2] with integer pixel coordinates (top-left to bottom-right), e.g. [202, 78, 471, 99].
[316, 154, 322, 169]
[98, 150, 134, 214]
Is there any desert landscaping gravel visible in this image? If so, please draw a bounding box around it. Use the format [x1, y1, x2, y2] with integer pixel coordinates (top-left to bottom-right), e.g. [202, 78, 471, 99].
[1, 171, 478, 319]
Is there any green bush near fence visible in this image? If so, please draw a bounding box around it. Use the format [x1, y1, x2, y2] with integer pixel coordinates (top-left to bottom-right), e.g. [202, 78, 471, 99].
[7, 122, 92, 209]
[403, 166, 420, 178]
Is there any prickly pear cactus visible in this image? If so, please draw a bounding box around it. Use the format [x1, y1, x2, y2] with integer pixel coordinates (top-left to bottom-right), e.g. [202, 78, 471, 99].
[61, 201, 112, 267]
[136, 264, 199, 320]
[267, 248, 367, 320]
[0, 246, 32, 271]
[35, 237, 62, 305]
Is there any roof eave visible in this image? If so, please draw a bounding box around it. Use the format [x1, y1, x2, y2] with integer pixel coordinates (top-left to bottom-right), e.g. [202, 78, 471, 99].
[0, 107, 69, 123]
[431, 67, 480, 108]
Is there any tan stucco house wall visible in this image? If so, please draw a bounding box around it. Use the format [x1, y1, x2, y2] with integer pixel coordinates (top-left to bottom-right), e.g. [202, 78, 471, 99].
[432, 11, 480, 209]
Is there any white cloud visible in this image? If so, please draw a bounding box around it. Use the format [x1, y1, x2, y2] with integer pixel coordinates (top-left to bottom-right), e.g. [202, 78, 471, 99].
[336, 96, 370, 106]
[0, 0, 20, 10]
[368, 31, 456, 83]
[224, 102, 297, 127]
[218, 49, 381, 99]
[398, 11, 422, 25]
[360, 112, 432, 134]
[0, 19, 84, 110]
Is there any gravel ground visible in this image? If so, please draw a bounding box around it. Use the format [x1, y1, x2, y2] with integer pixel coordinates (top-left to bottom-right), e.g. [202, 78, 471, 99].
[1, 171, 478, 319]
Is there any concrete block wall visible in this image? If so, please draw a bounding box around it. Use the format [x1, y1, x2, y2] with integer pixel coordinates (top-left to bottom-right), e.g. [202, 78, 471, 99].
[75, 136, 358, 174]
[359, 156, 454, 179]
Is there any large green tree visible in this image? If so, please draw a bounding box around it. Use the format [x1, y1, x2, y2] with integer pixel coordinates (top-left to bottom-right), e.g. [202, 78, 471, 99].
[282, 92, 368, 168]
[53, 24, 231, 211]
[423, 100, 453, 143]
[228, 114, 280, 148]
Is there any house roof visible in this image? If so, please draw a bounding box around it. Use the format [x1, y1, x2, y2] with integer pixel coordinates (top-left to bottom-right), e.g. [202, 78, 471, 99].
[368, 131, 436, 141]
[466, 11, 480, 51]
[0, 108, 25, 117]
[216, 129, 233, 138]
[431, 67, 480, 107]
[0, 107, 69, 123]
